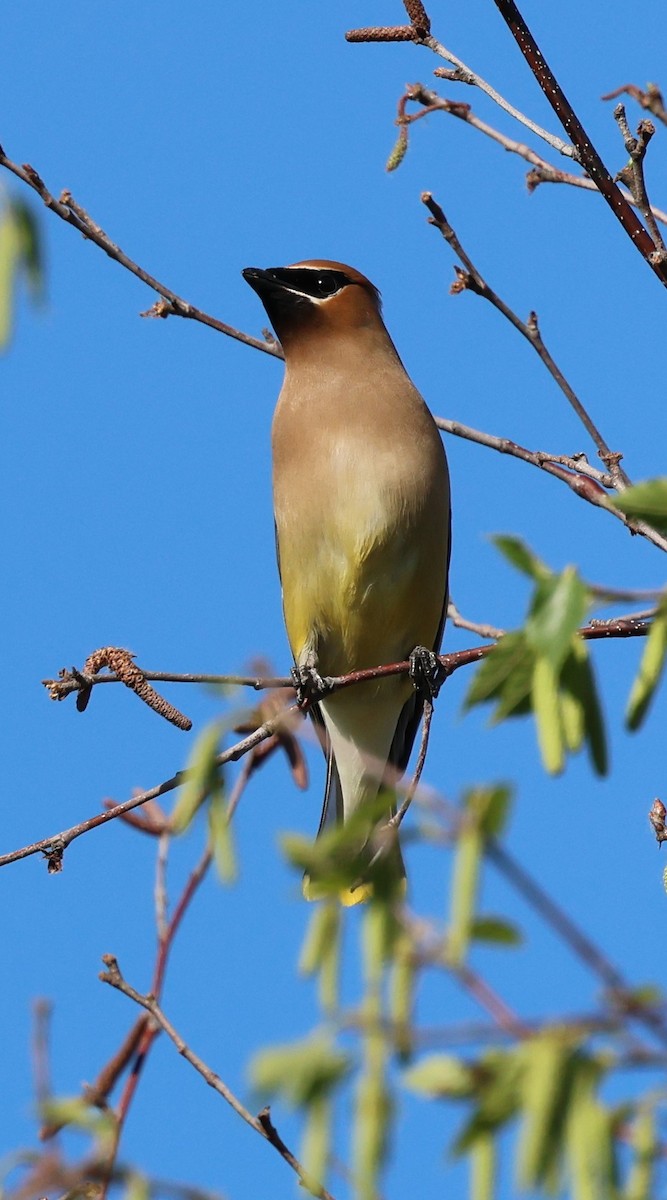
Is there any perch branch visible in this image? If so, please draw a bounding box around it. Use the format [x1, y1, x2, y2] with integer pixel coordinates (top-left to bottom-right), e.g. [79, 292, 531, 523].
[0, 145, 282, 358]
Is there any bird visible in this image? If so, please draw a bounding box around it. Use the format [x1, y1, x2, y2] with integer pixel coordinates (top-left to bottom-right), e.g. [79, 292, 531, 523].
[243, 260, 451, 904]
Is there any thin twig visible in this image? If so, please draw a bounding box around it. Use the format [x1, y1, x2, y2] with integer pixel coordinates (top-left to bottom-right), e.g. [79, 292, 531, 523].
[99, 957, 337, 1200]
[447, 601, 506, 641]
[489, 0, 667, 285]
[391, 699, 434, 829]
[486, 838, 667, 1048]
[612, 105, 666, 255]
[602, 82, 667, 127]
[0, 708, 290, 869]
[5, 618, 652, 871]
[434, 415, 631, 516]
[97, 848, 216, 1199]
[424, 192, 667, 552]
[422, 191, 631, 485]
[436, 416, 614, 486]
[44, 666, 291, 702]
[0, 146, 283, 359]
[399, 83, 667, 225]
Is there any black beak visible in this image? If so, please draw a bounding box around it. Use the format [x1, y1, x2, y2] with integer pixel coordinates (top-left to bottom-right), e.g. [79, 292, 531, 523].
[242, 267, 287, 300]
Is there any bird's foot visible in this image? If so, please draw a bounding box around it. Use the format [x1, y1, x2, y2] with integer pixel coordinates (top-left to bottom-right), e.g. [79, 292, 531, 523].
[291, 662, 332, 709]
[409, 645, 444, 701]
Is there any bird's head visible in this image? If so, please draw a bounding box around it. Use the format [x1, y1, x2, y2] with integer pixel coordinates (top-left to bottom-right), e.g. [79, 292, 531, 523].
[242, 260, 387, 355]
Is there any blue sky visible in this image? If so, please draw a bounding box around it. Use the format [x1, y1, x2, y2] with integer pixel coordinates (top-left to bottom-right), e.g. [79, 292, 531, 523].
[2, 3, 667, 1198]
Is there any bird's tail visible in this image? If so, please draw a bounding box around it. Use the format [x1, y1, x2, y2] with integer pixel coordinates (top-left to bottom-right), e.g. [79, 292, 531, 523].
[303, 737, 406, 906]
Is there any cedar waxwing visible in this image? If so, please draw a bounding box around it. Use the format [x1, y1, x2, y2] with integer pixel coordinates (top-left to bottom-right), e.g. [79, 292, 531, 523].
[243, 260, 451, 904]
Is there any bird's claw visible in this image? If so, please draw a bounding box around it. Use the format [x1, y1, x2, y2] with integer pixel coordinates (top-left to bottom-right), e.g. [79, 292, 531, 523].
[409, 645, 443, 701]
[291, 663, 331, 709]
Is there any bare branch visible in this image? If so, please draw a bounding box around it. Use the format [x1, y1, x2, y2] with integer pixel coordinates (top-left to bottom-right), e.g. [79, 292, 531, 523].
[399, 83, 667, 226]
[7, 617, 652, 871]
[0, 145, 283, 359]
[346, 23, 575, 159]
[490, 0, 667, 285]
[422, 192, 629, 479]
[44, 663, 291, 703]
[602, 81, 667, 127]
[611, 105, 666, 255]
[99, 956, 337, 1200]
[423, 191, 667, 553]
[0, 708, 289, 870]
[447, 602, 506, 641]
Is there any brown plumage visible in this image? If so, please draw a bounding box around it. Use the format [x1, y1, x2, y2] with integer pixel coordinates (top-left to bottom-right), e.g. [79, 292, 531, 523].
[243, 260, 451, 902]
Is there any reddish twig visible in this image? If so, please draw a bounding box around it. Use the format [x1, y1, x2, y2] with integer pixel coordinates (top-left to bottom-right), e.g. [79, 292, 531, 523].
[5, 618, 651, 872]
[602, 82, 667, 127]
[490, 0, 667, 285]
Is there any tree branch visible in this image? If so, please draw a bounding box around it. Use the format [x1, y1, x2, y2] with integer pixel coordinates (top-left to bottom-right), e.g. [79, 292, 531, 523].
[99, 956, 337, 1200]
[397, 83, 667, 226]
[0, 144, 283, 358]
[489, 0, 667, 284]
[3, 616, 651, 871]
[422, 191, 667, 552]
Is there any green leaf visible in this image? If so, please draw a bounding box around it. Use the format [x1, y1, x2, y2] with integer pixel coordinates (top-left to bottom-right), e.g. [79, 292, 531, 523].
[562, 641, 608, 776]
[447, 806, 483, 966]
[10, 197, 44, 298]
[353, 1070, 393, 1200]
[452, 1048, 523, 1156]
[532, 655, 565, 775]
[298, 901, 341, 1015]
[516, 1032, 576, 1191]
[626, 597, 667, 730]
[301, 1094, 333, 1189]
[283, 791, 400, 902]
[0, 208, 20, 348]
[625, 1104, 657, 1200]
[564, 1055, 616, 1200]
[249, 1035, 350, 1108]
[611, 478, 667, 533]
[39, 1096, 116, 1150]
[526, 567, 590, 670]
[559, 670, 585, 753]
[464, 631, 532, 712]
[471, 916, 522, 946]
[171, 719, 225, 833]
[123, 1173, 150, 1200]
[492, 534, 552, 581]
[403, 1054, 477, 1099]
[475, 785, 512, 838]
[470, 1130, 496, 1200]
[0, 198, 44, 349]
[207, 787, 237, 884]
[389, 930, 415, 1061]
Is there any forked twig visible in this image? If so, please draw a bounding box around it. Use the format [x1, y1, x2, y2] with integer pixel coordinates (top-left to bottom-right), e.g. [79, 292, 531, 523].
[99, 956, 337, 1200]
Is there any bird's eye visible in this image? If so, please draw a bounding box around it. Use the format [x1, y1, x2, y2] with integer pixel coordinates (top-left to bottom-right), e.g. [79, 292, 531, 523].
[316, 273, 339, 297]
